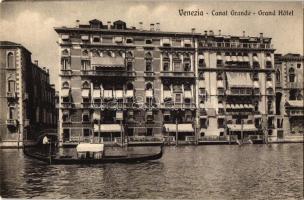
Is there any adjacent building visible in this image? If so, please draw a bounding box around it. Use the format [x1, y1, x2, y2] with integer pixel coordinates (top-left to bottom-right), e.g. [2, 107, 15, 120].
[0, 41, 57, 148]
[275, 53, 304, 138]
[54, 19, 279, 146]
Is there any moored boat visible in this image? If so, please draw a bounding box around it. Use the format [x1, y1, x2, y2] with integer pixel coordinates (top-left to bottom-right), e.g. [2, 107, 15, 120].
[23, 143, 164, 165]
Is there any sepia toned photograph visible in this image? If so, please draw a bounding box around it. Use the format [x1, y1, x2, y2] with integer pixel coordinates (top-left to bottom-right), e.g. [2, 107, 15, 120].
[0, 0, 303, 199]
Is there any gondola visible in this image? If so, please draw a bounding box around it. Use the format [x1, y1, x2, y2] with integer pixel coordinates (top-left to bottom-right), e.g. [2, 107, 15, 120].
[23, 143, 164, 165]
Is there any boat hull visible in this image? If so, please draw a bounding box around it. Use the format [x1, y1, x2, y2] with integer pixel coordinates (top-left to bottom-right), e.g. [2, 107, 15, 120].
[23, 145, 163, 165]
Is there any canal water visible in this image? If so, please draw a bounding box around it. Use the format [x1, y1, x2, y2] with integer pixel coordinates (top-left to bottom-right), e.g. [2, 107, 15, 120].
[0, 144, 303, 199]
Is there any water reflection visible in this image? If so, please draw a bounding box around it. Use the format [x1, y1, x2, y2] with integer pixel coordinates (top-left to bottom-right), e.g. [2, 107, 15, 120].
[0, 144, 303, 199]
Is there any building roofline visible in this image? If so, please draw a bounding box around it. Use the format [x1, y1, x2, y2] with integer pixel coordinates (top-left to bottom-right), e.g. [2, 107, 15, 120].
[0, 41, 32, 54]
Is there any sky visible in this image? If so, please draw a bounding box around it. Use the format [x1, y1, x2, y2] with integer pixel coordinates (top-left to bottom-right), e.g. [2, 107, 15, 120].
[0, 1, 302, 89]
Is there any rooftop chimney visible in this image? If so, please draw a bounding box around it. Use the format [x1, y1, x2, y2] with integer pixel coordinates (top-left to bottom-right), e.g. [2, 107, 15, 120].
[260, 33, 263, 38]
[75, 20, 80, 28]
[219, 30, 221, 36]
[43, 67, 46, 71]
[243, 31, 245, 37]
[150, 23, 155, 31]
[156, 22, 160, 31]
[191, 28, 195, 34]
[209, 30, 214, 36]
[34, 60, 38, 66]
[204, 30, 207, 36]
[107, 21, 111, 29]
[139, 22, 143, 31]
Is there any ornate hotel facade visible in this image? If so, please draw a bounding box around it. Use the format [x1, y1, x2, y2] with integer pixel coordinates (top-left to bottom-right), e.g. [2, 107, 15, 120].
[0, 41, 57, 148]
[275, 54, 304, 138]
[54, 19, 282, 146]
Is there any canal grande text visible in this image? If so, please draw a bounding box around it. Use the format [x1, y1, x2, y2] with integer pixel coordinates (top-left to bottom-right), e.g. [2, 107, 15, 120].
[178, 9, 294, 16]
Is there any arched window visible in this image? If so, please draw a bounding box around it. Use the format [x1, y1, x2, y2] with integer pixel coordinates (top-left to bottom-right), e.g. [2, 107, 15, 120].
[184, 84, 191, 91]
[126, 82, 134, 90]
[126, 51, 133, 58]
[62, 81, 70, 88]
[163, 84, 171, 91]
[145, 82, 153, 90]
[127, 61, 133, 71]
[82, 50, 89, 56]
[289, 68, 295, 82]
[145, 52, 152, 59]
[7, 52, 14, 68]
[62, 49, 69, 56]
[82, 81, 90, 89]
[276, 69, 281, 82]
[8, 80, 15, 92]
[92, 50, 100, 57]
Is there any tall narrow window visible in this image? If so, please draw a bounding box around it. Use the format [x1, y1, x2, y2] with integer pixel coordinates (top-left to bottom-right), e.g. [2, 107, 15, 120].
[276, 69, 281, 82]
[289, 68, 295, 82]
[61, 58, 68, 70]
[7, 52, 14, 68]
[8, 80, 15, 92]
[9, 107, 14, 119]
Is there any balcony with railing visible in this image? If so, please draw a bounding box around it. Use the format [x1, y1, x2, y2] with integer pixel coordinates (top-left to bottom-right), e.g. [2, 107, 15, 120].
[60, 69, 72, 76]
[286, 82, 303, 89]
[7, 92, 16, 99]
[81, 70, 136, 77]
[199, 41, 274, 50]
[160, 71, 195, 78]
[160, 102, 196, 109]
[6, 119, 17, 126]
[61, 102, 73, 109]
[144, 71, 155, 77]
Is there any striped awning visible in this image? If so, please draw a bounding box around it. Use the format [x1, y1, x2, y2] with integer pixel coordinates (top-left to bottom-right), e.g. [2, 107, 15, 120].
[114, 36, 123, 42]
[253, 56, 259, 62]
[216, 55, 222, 60]
[199, 80, 205, 88]
[146, 90, 153, 98]
[254, 81, 259, 88]
[266, 81, 273, 88]
[81, 35, 89, 40]
[103, 90, 113, 99]
[184, 91, 192, 99]
[91, 57, 124, 67]
[266, 57, 272, 62]
[82, 89, 90, 98]
[115, 90, 123, 99]
[225, 56, 231, 62]
[231, 56, 237, 62]
[163, 38, 170, 44]
[94, 124, 122, 132]
[198, 55, 205, 59]
[286, 100, 304, 108]
[163, 90, 172, 99]
[217, 81, 224, 88]
[243, 56, 249, 62]
[126, 90, 134, 98]
[62, 34, 69, 40]
[227, 124, 257, 131]
[93, 111, 101, 120]
[164, 124, 194, 132]
[237, 56, 243, 62]
[93, 90, 101, 98]
[227, 72, 253, 88]
[61, 89, 70, 97]
[184, 39, 191, 44]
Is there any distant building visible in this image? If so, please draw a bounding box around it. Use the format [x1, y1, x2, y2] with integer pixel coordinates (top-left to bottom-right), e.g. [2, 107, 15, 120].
[275, 53, 304, 138]
[0, 41, 57, 148]
[54, 19, 280, 146]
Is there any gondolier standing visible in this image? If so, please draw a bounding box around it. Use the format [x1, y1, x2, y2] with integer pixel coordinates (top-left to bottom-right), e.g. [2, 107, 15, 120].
[42, 136, 49, 155]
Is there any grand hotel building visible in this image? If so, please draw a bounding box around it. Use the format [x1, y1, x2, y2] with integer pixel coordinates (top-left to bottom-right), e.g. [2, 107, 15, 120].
[55, 19, 278, 146]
